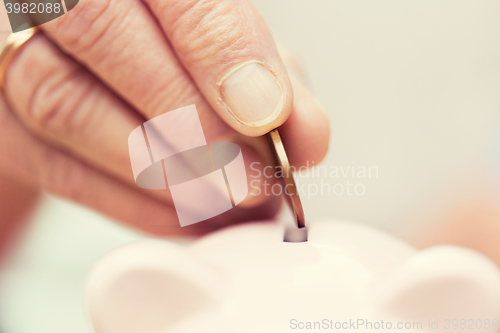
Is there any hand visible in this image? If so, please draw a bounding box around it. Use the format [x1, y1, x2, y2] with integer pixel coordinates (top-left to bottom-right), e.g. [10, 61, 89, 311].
[0, 0, 329, 236]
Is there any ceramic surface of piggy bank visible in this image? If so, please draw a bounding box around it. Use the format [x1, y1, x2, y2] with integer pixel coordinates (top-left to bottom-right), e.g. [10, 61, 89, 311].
[86, 220, 500, 332]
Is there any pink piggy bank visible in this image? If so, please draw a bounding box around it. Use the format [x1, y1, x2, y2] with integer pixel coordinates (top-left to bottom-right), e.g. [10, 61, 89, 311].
[86, 220, 500, 332]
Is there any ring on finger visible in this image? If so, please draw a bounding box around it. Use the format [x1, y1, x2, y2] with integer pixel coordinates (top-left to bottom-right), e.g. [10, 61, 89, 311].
[0, 27, 39, 90]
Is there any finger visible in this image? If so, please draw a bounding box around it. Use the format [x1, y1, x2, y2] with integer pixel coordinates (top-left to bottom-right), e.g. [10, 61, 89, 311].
[0, 96, 279, 236]
[0, 95, 177, 233]
[38, 0, 325, 166]
[278, 49, 330, 167]
[144, 0, 293, 136]
[40, 0, 290, 136]
[40, 0, 233, 141]
[4, 31, 273, 208]
[5, 32, 141, 183]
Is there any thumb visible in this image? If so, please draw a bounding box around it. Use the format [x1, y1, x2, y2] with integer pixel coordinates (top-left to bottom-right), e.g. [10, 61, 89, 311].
[145, 0, 293, 137]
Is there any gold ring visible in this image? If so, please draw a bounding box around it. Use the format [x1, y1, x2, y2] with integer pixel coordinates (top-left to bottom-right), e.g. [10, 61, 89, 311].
[0, 27, 39, 90]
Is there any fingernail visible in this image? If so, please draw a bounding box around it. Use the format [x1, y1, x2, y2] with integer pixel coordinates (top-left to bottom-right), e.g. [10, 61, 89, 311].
[219, 61, 283, 126]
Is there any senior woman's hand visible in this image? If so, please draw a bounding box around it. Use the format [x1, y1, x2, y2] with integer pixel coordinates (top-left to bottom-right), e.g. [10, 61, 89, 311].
[0, 0, 329, 236]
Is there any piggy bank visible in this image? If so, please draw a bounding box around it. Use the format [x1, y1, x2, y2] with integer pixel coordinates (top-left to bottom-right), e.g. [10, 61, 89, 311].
[85, 220, 500, 332]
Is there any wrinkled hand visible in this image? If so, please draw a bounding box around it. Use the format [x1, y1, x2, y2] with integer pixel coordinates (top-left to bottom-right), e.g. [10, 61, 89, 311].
[0, 0, 329, 236]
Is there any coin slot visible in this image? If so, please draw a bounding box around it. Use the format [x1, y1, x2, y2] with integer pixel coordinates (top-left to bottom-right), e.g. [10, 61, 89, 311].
[283, 226, 308, 242]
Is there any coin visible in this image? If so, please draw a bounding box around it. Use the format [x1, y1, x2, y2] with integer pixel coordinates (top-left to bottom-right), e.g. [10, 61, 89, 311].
[268, 129, 306, 228]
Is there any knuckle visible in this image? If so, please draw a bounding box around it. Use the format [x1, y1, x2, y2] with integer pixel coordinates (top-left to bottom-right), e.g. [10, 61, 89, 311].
[168, 0, 250, 65]
[51, 0, 128, 58]
[7, 34, 99, 139]
[27, 64, 96, 137]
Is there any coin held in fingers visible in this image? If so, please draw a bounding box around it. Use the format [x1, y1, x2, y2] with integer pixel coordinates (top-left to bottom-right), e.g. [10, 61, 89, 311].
[268, 129, 306, 229]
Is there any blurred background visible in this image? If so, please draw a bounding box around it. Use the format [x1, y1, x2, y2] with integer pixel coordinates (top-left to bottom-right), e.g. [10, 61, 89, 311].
[1, 0, 500, 332]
